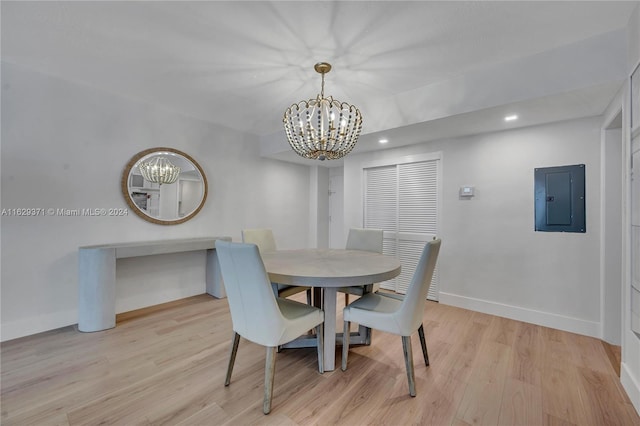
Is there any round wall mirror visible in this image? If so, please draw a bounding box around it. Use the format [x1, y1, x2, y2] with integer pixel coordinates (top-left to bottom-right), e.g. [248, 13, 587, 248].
[121, 147, 208, 225]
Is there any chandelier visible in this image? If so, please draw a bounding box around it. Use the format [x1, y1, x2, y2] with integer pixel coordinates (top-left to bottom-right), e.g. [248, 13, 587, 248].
[138, 156, 181, 185]
[283, 62, 363, 161]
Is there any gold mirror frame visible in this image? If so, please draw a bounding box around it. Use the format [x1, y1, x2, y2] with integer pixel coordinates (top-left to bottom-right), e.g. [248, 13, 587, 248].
[121, 147, 208, 225]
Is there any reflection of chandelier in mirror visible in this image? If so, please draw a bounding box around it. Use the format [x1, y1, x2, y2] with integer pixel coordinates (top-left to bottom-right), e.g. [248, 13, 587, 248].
[138, 157, 181, 185]
[283, 62, 363, 161]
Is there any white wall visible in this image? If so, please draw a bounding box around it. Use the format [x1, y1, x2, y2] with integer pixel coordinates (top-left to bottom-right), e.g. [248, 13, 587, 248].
[344, 117, 602, 336]
[329, 167, 345, 248]
[0, 62, 312, 341]
[307, 166, 330, 249]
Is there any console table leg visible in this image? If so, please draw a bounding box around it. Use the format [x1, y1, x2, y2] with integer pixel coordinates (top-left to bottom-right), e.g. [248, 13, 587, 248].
[78, 248, 116, 332]
[206, 248, 226, 298]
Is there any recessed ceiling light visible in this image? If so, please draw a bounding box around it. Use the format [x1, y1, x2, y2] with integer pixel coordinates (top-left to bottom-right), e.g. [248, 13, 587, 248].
[379, 139, 388, 144]
[504, 115, 518, 122]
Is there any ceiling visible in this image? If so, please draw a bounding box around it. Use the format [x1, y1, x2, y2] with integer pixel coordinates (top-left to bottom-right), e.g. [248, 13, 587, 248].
[2, 1, 636, 165]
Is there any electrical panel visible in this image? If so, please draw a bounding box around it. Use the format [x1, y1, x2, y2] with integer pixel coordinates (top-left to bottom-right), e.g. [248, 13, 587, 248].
[534, 164, 585, 233]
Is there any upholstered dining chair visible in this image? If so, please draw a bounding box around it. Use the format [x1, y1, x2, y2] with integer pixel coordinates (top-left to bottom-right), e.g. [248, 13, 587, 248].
[338, 228, 384, 305]
[216, 240, 324, 414]
[242, 228, 312, 304]
[341, 238, 441, 397]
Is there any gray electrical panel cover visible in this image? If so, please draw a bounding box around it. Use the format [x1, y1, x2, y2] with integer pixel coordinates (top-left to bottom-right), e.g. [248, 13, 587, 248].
[534, 164, 585, 233]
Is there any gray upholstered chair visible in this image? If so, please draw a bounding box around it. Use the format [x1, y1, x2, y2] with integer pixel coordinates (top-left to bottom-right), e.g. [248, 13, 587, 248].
[216, 240, 324, 414]
[338, 228, 384, 305]
[341, 239, 441, 397]
[242, 228, 312, 303]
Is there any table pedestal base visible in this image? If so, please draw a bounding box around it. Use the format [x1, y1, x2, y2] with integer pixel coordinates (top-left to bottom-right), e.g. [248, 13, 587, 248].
[280, 286, 372, 371]
[280, 327, 371, 349]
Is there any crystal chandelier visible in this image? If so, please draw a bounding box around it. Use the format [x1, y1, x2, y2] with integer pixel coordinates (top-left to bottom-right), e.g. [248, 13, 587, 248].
[138, 156, 181, 185]
[283, 62, 363, 161]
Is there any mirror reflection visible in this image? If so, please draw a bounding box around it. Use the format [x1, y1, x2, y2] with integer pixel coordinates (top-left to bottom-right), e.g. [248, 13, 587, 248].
[122, 148, 207, 225]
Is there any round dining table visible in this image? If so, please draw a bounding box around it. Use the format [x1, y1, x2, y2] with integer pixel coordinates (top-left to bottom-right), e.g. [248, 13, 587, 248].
[261, 248, 401, 371]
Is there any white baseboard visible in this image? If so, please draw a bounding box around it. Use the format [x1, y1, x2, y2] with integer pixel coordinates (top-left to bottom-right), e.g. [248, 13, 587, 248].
[438, 292, 601, 338]
[621, 362, 640, 416]
[1, 287, 204, 342]
[1, 309, 77, 342]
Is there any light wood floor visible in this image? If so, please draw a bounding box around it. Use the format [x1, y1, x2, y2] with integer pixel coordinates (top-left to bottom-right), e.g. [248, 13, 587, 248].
[2, 294, 639, 426]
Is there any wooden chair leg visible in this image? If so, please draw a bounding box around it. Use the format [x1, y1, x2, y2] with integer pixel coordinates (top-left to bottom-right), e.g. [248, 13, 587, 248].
[225, 332, 241, 386]
[341, 321, 351, 371]
[418, 324, 430, 366]
[402, 336, 416, 397]
[316, 323, 324, 374]
[345, 293, 350, 306]
[263, 346, 277, 414]
[306, 289, 312, 305]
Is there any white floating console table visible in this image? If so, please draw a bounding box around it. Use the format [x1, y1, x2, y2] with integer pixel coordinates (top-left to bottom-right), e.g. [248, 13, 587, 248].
[78, 237, 230, 332]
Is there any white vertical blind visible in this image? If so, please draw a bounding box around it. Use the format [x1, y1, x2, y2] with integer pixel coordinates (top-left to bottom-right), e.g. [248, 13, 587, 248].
[399, 161, 438, 234]
[364, 165, 397, 230]
[364, 156, 440, 300]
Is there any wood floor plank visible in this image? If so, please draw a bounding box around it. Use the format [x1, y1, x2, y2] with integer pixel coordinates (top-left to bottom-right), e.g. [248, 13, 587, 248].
[286, 350, 380, 423]
[544, 412, 579, 426]
[1, 294, 638, 425]
[65, 352, 221, 425]
[576, 365, 639, 426]
[565, 331, 615, 375]
[498, 378, 544, 426]
[541, 364, 589, 425]
[440, 321, 488, 384]
[601, 340, 622, 377]
[317, 368, 398, 425]
[509, 321, 544, 387]
[468, 340, 511, 385]
[174, 401, 229, 426]
[410, 372, 468, 426]
[455, 379, 505, 425]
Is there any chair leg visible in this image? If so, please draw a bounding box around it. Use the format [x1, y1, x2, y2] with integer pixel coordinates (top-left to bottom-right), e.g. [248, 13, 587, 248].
[345, 293, 350, 306]
[316, 323, 324, 374]
[263, 346, 277, 414]
[402, 336, 416, 397]
[306, 289, 312, 305]
[341, 321, 351, 371]
[225, 332, 241, 386]
[418, 324, 430, 366]
[363, 324, 372, 345]
[313, 287, 322, 308]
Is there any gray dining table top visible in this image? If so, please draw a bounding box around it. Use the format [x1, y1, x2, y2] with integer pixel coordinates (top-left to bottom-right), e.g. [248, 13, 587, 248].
[261, 248, 401, 287]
